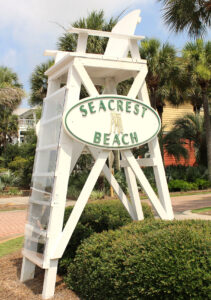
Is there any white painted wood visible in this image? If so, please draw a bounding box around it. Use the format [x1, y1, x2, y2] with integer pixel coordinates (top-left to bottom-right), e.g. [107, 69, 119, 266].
[120, 158, 157, 168]
[40, 114, 62, 126]
[124, 162, 144, 220]
[121, 150, 169, 220]
[36, 144, 58, 152]
[68, 27, 144, 41]
[20, 257, 36, 282]
[44, 50, 147, 64]
[88, 147, 136, 220]
[148, 138, 174, 219]
[105, 10, 142, 58]
[52, 150, 109, 259]
[138, 83, 174, 219]
[76, 33, 88, 52]
[22, 249, 44, 269]
[127, 66, 147, 99]
[42, 260, 58, 299]
[31, 187, 51, 195]
[55, 52, 68, 63]
[74, 60, 99, 96]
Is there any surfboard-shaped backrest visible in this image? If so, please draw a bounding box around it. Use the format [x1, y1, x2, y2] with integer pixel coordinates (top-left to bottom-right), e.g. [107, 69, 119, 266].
[104, 9, 141, 58]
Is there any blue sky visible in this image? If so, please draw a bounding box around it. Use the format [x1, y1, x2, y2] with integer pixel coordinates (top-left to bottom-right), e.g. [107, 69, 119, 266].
[0, 0, 210, 108]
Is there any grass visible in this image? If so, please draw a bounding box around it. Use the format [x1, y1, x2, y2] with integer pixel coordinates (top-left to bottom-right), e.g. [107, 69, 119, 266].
[192, 207, 211, 214]
[0, 236, 24, 258]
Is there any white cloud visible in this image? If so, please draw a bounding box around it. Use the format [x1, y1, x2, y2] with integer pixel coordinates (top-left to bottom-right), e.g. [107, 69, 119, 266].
[0, 49, 17, 68]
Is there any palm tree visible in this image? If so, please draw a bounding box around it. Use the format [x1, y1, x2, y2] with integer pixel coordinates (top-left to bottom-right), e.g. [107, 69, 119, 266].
[158, 0, 211, 37]
[58, 10, 118, 54]
[163, 113, 206, 165]
[182, 39, 211, 182]
[30, 10, 118, 106]
[0, 66, 25, 109]
[0, 66, 25, 150]
[29, 60, 54, 106]
[139, 38, 186, 120]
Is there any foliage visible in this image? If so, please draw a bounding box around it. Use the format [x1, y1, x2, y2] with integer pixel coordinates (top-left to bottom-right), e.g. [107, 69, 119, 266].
[113, 170, 128, 194]
[58, 10, 118, 54]
[168, 179, 198, 192]
[58, 199, 153, 275]
[195, 178, 211, 190]
[90, 190, 105, 200]
[0, 130, 37, 188]
[183, 39, 211, 182]
[158, 0, 211, 37]
[0, 170, 19, 188]
[0, 66, 25, 108]
[29, 60, 54, 106]
[0, 66, 25, 150]
[163, 113, 207, 165]
[65, 220, 211, 300]
[165, 164, 208, 182]
[67, 186, 81, 200]
[139, 38, 187, 119]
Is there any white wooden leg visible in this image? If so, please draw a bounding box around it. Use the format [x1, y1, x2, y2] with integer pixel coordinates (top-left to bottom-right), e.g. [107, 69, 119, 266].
[69, 140, 84, 174]
[148, 138, 174, 219]
[122, 150, 169, 220]
[124, 164, 144, 220]
[42, 259, 58, 299]
[20, 257, 36, 282]
[89, 147, 136, 219]
[51, 150, 110, 259]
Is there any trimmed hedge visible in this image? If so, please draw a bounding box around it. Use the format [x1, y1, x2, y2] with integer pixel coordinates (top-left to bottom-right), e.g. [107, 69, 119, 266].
[65, 220, 211, 300]
[168, 179, 210, 192]
[59, 199, 153, 275]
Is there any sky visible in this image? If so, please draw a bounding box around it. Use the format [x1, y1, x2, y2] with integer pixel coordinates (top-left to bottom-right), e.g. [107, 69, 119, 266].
[0, 0, 210, 108]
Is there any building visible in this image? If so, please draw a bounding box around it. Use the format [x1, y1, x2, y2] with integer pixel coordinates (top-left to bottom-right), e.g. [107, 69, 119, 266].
[13, 107, 37, 143]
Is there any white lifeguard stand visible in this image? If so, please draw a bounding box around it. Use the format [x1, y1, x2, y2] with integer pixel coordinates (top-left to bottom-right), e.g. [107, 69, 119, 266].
[21, 10, 174, 299]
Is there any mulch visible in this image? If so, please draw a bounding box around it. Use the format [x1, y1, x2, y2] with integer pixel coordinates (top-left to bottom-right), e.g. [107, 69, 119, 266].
[0, 251, 80, 300]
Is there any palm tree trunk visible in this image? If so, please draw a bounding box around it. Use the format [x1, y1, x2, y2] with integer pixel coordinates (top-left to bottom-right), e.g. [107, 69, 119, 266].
[202, 92, 211, 183]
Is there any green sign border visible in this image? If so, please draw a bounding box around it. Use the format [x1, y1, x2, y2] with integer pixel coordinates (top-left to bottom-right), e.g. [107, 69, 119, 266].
[64, 95, 161, 150]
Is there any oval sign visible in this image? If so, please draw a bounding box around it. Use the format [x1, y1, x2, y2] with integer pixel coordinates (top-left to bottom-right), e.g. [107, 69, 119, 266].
[64, 95, 161, 150]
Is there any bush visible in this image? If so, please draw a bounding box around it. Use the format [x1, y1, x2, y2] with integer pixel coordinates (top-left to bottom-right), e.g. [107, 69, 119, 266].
[195, 178, 211, 190]
[58, 199, 153, 275]
[168, 179, 197, 192]
[67, 186, 81, 200]
[65, 220, 211, 300]
[165, 165, 208, 182]
[90, 190, 105, 200]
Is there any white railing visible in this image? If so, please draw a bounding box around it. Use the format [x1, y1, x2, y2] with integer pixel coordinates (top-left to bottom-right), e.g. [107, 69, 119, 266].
[19, 119, 36, 127]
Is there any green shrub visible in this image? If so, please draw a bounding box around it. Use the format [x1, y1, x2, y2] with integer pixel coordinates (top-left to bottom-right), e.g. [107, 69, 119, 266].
[66, 220, 211, 300]
[59, 199, 153, 275]
[195, 178, 211, 190]
[168, 179, 197, 192]
[165, 165, 208, 182]
[90, 190, 105, 200]
[67, 186, 81, 199]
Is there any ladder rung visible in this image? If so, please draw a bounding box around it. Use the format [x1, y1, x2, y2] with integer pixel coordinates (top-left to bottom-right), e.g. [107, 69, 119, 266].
[25, 223, 47, 237]
[32, 172, 55, 177]
[31, 187, 52, 195]
[22, 249, 44, 269]
[40, 114, 62, 126]
[25, 235, 46, 244]
[36, 144, 59, 152]
[44, 86, 66, 102]
[29, 199, 51, 206]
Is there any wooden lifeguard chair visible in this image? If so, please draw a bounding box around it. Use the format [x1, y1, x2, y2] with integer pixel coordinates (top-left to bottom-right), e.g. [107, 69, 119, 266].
[20, 10, 174, 299]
